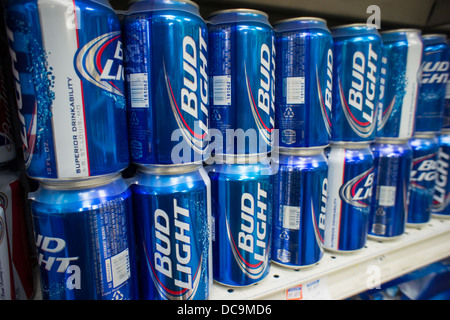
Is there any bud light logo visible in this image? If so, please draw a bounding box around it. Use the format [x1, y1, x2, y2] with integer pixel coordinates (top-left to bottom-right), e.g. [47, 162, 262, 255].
[146, 200, 203, 300]
[339, 167, 374, 208]
[165, 28, 209, 155]
[410, 153, 437, 190]
[245, 40, 275, 146]
[75, 31, 124, 96]
[421, 60, 449, 84]
[317, 49, 333, 136]
[227, 183, 270, 279]
[339, 44, 378, 138]
[433, 148, 450, 211]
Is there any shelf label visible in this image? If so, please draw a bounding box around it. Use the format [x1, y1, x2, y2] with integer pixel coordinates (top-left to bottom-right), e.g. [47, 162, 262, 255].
[285, 277, 330, 300]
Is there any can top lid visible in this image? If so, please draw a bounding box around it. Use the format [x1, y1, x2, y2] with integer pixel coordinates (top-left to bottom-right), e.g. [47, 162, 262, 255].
[275, 146, 327, 156]
[39, 172, 122, 190]
[207, 8, 271, 26]
[381, 28, 422, 35]
[413, 132, 437, 139]
[331, 23, 380, 38]
[274, 17, 328, 32]
[127, 0, 200, 16]
[136, 163, 202, 175]
[330, 141, 372, 149]
[422, 33, 448, 45]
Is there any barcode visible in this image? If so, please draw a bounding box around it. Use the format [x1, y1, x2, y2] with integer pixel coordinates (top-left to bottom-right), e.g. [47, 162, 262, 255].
[285, 77, 305, 104]
[110, 249, 131, 288]
[213, 75, 231, 106]
[378, 185, 396, 207]
[129, 73, 149, 108]
[282, 205, 300, 230]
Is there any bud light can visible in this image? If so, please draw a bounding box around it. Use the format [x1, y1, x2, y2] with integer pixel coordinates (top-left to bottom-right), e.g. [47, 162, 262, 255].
[432, 132, 450, 217]
[330, 24, 382, 142]
[124, 0, 209, 166]
[324, 143, 374, 252]
[443, 41, 450, 130]
[5, 0, 129, 180]
[29, 174, 138, 300]
[208, 158, 273, 286]
[272, 149, 327, 268]
[131, 165, 211, 300]
[407, 133, 439, 226]
[377, 29, 423, 140]
[368, 140, 412, 239]
[273, 18, 333, 150]
[416, 34, 450, 133]
[208, 9, 275, 156]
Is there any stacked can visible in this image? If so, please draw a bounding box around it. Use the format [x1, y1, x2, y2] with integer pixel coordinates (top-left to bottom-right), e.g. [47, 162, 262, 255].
[408, 134, 439, 226]
[415, 34, 449, 134]
[407, 34, 449, 226]
[270, 17, 331, 268]
[5, 0, 138, 299]
[123, 0, 212, 299]
[323, 24, 381, 252]
[206, 9, 274, 286]
[368, 29, 422, 240]
[433, 43, 450, 218]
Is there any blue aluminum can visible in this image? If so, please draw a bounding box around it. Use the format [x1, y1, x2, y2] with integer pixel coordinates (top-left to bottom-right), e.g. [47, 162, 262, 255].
[208, 159, 273, 286]
[29, 174, 138, 300]
[330, 24, 382, 142]
[5, 0, 129, 180]
[272, 149, 327, 268]
[368, 140, 412, 239]
[416, 34, 450, 133]
[131, 165, 211, 300]
[377, 29, 423, 139]
[207, 9, 275, 156]
[274, 17, 333, 149]
[324, 143, 374, 252]
[407, 134, 439, 226]
[432, 132, 450, 217]
[443, 41, 450, 130]
[124, 0, 209, 165]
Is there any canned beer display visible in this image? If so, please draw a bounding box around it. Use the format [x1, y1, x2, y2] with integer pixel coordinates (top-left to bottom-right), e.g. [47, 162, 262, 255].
[0, 0, 449, 301]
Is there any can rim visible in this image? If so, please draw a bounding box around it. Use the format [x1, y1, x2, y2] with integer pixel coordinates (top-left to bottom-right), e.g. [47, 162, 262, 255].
[273, 16, 327, 26]
[330, 141, 372, 149]
[275, 146, 327, 156]
[210, 153, 271, 165]
[208, 8, 269, 19]
[39, 172, 122, 190]
[413, 133, 437, 139]
[136, 162, 202, 175]
[331, 22, 377, 30]
[380, 28, 422, 35]
[374, 137, 410, 145]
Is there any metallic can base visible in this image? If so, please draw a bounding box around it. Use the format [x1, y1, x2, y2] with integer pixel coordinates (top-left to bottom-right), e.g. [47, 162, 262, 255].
[406, 222, 429, 228]
[367, 233, 403, 241]
[135, 162, 203, 175]
[272, 259, 322, 270]
[324, 246, 365, 254]
[432, 213, 450, 219]
[213, 276, 268, 288]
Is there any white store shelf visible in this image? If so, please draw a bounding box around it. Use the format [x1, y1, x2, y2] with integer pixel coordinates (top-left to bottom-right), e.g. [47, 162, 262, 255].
[210, 217, 450, 300]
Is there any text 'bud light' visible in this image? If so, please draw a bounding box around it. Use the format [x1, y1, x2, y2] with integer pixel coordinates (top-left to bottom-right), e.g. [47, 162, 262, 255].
[331, 24, 382, 142]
